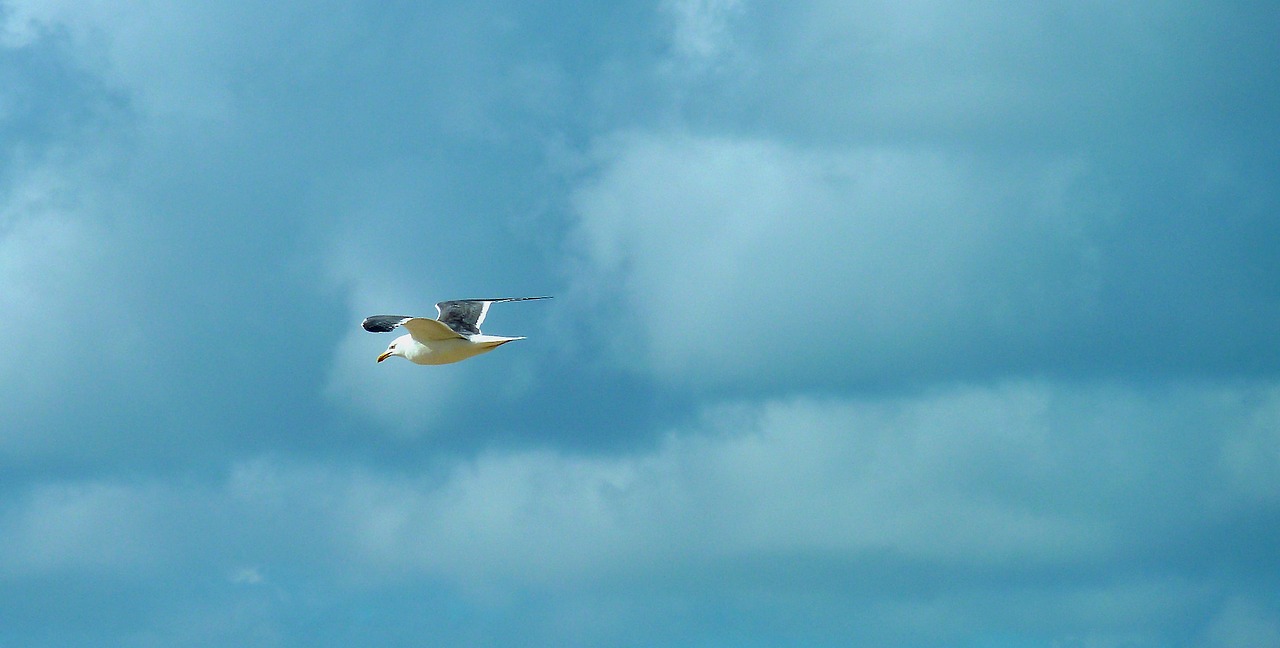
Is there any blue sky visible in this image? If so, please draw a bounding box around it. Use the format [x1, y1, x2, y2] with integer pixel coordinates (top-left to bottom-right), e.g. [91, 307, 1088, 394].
[1, 1, 1278, 646]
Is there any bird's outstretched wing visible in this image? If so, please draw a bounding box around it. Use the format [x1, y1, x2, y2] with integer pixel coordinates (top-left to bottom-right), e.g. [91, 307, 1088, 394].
[362, 315, 412, 333]
[435, 296, 551, 336]
[361, 315, 465, 342]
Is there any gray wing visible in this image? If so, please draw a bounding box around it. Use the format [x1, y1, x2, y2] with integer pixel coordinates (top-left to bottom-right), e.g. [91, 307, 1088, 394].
[362, 315, 413, 333]
[362, 315, 463, 342]
[435, 296, 551, 335]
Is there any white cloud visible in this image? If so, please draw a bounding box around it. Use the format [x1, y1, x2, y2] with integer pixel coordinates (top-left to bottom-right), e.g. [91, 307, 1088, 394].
[4, 378, 1276, 643]
[0, 481, 166, 575]
[2, 0, 233, 120]
[302, 380, 1278, 595]
[568, 132, 1100, 388]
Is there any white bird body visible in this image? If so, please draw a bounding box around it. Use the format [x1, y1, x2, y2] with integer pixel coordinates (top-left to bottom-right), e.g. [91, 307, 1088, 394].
[387, 332, 523, 365]
[363, 297, 549, 366]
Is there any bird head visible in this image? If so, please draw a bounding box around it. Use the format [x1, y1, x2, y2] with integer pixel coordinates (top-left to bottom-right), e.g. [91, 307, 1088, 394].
[377, 336, 408, 363]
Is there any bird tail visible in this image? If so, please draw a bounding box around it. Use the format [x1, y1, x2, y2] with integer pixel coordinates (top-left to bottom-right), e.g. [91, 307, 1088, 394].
[478, 336, 525, 350]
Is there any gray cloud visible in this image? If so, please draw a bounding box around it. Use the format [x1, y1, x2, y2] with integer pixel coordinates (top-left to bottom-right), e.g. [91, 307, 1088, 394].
[4, 380, 1277, 645]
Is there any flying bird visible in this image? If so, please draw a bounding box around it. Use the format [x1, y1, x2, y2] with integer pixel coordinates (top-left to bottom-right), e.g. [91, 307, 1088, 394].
[362, 296, 551, 365]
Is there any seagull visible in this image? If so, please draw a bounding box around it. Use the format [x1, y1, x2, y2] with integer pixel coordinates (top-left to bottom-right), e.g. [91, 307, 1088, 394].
[362, 296, 551, 365]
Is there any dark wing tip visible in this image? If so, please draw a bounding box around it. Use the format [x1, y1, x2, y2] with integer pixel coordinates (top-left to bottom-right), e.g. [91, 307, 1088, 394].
[362, 315, 411, 333]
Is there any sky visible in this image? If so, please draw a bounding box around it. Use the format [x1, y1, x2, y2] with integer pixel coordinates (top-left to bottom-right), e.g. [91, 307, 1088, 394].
[1, 1, 1278, 646]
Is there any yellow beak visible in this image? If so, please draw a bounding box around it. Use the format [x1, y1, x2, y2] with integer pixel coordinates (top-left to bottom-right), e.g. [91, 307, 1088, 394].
[377, 350, 393, 363]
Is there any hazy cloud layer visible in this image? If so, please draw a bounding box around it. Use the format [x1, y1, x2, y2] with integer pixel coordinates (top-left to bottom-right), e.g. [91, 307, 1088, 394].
[3, 381, 1278, 645]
